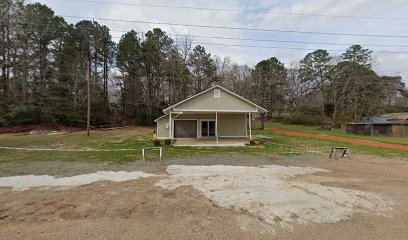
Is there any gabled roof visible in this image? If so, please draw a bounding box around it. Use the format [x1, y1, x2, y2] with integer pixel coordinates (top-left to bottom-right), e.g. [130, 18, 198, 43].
[163, 85, 268, 114]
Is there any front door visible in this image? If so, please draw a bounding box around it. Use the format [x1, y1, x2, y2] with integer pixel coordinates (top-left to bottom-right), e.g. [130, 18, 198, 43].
[201, 121, 216, 137]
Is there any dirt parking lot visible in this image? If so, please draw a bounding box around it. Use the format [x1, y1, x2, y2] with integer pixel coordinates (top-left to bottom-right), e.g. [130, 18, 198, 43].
[0, 153, 407, 240]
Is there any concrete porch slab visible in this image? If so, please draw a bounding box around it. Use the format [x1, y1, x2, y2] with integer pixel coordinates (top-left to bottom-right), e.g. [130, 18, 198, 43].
[174, 138, 248, 147]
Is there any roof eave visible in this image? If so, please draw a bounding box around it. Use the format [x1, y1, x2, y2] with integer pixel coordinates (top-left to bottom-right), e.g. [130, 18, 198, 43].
[154, 114, 168, 122]
[162, 84, 268, 114]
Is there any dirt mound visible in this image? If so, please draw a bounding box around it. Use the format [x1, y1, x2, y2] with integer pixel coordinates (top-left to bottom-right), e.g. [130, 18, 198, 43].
[0, 125, 44, 134]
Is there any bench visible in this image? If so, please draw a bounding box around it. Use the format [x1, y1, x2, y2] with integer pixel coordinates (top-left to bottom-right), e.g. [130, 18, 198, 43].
[142, 147, 163, 162]
[329, 147, 351, 160]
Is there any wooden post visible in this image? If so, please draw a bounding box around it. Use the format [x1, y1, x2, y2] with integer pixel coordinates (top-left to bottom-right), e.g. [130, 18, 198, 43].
[86, 63, 91, 136]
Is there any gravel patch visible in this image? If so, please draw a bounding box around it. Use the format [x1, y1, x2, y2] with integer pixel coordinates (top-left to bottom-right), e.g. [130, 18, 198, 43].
[0, 153, 324, 177]
[0, 171, 156, 191]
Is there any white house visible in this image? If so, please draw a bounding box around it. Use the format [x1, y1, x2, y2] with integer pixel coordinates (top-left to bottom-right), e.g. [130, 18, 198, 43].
[155, 85, 267, 141]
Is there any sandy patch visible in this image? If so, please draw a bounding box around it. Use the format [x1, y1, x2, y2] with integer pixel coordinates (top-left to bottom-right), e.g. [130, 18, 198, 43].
[0, 171, 156, 191]
[156, 165, 393, 230]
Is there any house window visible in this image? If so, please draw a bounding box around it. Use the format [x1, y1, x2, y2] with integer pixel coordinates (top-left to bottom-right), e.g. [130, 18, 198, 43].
[214, 89, 221, 98]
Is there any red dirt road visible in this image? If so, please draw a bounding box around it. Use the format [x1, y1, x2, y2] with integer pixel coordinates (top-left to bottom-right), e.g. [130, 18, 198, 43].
[271, 128, 408, 151]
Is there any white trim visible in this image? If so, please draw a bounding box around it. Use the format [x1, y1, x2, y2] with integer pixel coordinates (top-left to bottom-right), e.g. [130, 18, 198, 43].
[173, 109, 258, 113]
[249, 111, 252, 140]
[172, 112, 183, 119]
[163, 85, 267, 114]
[156, 121, 159, 138]
[166, 113, 248, 140]
[245, 113, 248, 137]
[154, 115, 168, 122]
[169, 112, 172, 138]
[216, 112, 218, 144]
[173, 118, 198, 121]
[199, 119, 216, 138]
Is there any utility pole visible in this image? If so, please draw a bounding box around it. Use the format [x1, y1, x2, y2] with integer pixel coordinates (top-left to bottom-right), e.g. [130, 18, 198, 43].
[87, 63, 91, 136]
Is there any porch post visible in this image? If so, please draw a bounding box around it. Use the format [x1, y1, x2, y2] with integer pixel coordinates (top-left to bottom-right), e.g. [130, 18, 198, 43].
[249, 111, 252, 140]
[216, 112, 219, 144]
[169, 111, 172, 139]
[245, 112, 248, 137]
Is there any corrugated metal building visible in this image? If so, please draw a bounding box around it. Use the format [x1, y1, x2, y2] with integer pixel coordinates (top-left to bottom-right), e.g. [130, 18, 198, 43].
[346, 114, 408, 137]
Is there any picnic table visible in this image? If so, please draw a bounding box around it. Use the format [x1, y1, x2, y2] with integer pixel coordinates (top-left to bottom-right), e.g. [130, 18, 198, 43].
[142, 147, 163, 162]
[329, 147, 351, 160]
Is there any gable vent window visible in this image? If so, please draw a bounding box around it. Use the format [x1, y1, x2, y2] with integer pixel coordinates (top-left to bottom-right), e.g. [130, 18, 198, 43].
[214, 89, 221, 98]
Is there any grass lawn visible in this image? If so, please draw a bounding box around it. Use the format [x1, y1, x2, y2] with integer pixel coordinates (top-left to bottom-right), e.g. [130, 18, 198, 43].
[0, 125, 406, 164]
[256, 121, 408, 146]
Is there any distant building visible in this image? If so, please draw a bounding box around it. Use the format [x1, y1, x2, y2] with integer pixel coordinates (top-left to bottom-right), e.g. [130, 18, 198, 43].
[346, 113, 408, 137]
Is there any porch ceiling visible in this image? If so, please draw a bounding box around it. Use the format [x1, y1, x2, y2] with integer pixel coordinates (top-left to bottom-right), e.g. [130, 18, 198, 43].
[173, 111, 249, 114]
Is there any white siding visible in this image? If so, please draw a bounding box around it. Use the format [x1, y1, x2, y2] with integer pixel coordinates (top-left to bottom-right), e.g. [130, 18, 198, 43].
[173, 87, 257, 112]
[156, 117, 169, 139]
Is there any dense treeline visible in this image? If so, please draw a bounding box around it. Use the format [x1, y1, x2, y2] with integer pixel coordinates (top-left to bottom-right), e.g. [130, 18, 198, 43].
[1, 0, 407, 127]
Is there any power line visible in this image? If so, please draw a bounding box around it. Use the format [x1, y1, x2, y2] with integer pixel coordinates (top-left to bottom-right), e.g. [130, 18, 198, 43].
[61, 15, 408, 39]
[52, 0, 408, 21]
[113, 35, 408, 54]
[188, 42, 408, 54]
[8, 22, 408, 48]
[164, 34, 408, 49]
[6, 26, 408, 54]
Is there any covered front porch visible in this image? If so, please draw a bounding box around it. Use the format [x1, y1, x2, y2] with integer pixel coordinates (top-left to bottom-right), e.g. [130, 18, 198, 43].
[166, 111, 254, 142]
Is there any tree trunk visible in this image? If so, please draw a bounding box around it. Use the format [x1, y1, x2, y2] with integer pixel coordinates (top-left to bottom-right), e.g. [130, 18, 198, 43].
[332, 86, 337, 120]
[103, 53, 108, 107]
[320, 79, 325, 117]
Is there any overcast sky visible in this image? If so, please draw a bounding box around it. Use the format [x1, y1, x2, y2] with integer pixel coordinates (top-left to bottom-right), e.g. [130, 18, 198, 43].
[32, 0, 408, 84]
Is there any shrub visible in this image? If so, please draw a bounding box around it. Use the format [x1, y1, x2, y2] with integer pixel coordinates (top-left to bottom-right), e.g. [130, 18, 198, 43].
[153, 139, 161, 146]
[333, 114, 354, 128]
[249, 140, 256, 145]
[55, 112, 86, 127]
[6, 105, 56, 126]
[282, 114, 333, 126]
[259, 139, 265, 145]
[164, 139, 172, 146]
